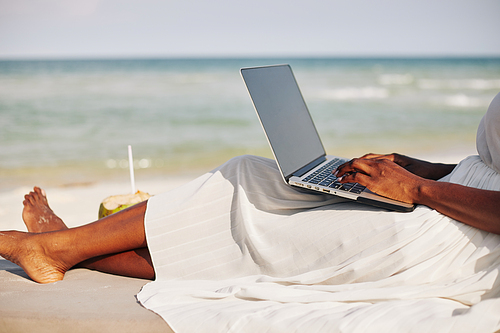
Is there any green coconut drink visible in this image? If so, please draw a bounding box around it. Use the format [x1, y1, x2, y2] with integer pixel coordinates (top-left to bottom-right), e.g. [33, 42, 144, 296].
[98, 190, 151, 218]
[99, 145, 151, 218]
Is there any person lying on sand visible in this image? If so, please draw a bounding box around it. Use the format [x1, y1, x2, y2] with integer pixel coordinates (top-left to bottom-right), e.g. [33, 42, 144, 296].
[0, 92, 499, 287]
[1, 148, 500, 284]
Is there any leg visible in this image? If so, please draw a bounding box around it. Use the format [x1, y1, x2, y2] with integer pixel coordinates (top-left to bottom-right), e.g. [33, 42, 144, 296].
[76, 248, 154, 280]
[22, 187, 154, 280]
[1, 191, 152, 283]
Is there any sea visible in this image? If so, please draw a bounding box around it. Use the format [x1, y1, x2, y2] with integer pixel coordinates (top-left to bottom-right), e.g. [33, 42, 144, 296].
[1, 57, 500, 189]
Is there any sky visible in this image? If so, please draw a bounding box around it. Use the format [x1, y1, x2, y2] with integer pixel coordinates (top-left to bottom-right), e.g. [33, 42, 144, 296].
[0, 0, 499, 59]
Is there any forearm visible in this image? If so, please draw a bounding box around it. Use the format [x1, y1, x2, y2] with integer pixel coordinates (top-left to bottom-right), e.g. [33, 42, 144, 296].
[419, 162, 457, 180]
[335, 157, 500, 234]
[394, 154, 456, 180]
[416, 180, 500, 234]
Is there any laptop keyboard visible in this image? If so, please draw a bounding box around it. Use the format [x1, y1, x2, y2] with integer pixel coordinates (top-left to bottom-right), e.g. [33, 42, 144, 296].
[301, 158, 366, 194]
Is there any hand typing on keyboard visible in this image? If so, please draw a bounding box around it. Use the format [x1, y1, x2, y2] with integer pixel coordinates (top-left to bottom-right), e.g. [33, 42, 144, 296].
[302, 159, 365, 194]
[333, 154, 428, 204]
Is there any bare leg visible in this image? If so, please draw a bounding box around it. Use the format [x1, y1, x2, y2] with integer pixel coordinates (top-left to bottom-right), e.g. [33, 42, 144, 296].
[2, 194, 153, 283]
[21, 187, 154, 280]
[76, 248, 154, 280]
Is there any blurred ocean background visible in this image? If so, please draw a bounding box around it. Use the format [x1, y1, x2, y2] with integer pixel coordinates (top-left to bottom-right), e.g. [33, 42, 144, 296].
[1, 57, 500, 189]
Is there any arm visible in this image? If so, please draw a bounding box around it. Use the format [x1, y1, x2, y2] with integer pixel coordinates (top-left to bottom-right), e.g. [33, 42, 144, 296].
[418, 181, 500, 234]
[335, 157, 500, 234]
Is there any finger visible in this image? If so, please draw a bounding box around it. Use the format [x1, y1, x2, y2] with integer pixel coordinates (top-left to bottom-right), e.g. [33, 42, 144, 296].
[333, 159, 356, 176]
[361, 153, 397, 162]
[338, 170, 371, 185]
[335, 156, 391, 177]
[335, 158, 371, 176]
[344, 158, 379, 175]
[358, 153, 381, 159]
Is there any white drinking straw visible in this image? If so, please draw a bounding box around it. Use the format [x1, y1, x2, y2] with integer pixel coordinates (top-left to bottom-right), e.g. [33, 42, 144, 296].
[128, 145, 136, 194]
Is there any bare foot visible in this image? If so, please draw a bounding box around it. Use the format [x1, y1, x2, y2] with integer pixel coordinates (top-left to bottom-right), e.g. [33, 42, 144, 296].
[22, 187, 68, 233]
[0, 231, 70, 283]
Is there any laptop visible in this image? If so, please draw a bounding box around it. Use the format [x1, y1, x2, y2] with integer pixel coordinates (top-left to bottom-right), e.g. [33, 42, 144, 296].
[240, 64, 415, 212]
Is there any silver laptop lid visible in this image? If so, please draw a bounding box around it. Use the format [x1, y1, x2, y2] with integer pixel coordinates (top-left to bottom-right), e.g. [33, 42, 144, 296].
[240, 64, 326, 179]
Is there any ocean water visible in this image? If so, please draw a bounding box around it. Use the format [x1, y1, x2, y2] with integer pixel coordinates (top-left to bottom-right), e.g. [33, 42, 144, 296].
[1, 58, 500, 188]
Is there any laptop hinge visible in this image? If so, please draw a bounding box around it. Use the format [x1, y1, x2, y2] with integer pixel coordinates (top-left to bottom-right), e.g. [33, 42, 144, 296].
[287, 155, 327, 180]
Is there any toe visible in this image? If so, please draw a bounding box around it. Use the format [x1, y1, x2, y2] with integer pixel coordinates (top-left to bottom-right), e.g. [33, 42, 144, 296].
[34, 187, 48, 204]
[24, 193, 35, 206]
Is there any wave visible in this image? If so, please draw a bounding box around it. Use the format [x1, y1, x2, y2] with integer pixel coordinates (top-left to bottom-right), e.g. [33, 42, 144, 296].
[378, 74, 414, 85]
[418, 79, 500, 90]
[316, 87, 389, 100]
[443, 94, 492, 108]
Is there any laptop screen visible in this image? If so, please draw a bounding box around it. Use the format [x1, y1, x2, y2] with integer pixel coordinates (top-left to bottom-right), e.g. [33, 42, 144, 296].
[241, 65, 326, 178]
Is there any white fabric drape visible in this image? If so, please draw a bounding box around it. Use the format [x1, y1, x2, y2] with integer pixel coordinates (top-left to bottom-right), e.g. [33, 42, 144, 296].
[138, 154, 500, 333]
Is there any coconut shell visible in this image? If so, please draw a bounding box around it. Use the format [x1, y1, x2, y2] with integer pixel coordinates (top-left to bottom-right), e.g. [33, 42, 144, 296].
[98, 191, 151, 219]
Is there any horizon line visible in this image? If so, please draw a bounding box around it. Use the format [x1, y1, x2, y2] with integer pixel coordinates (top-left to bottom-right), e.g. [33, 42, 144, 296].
[1, 54, 500, 62]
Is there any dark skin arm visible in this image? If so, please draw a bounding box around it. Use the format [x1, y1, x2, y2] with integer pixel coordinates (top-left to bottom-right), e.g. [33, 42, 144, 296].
[334, 153, 500, 234]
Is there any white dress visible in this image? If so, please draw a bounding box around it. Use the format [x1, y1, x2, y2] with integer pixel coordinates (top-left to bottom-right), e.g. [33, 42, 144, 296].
[138, 154, 500, 333]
